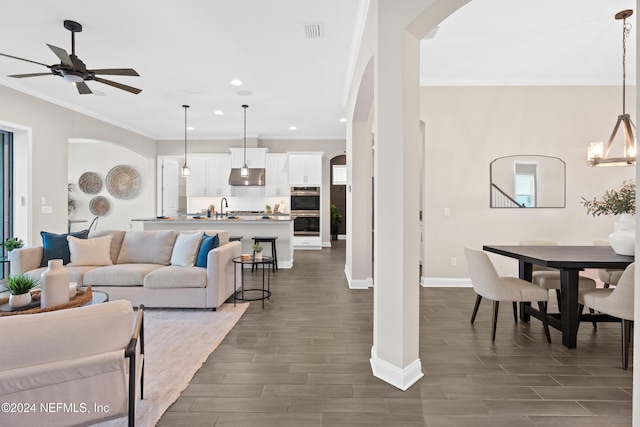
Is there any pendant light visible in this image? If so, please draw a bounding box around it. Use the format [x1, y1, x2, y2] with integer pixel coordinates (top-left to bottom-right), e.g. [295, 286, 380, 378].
[241, 104, 249, 177]
[181, 104, 191, 177]
[587, 10, 636, 167]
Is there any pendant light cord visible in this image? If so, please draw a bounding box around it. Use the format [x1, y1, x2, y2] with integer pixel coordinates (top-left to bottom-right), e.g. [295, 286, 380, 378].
[622, 17, 630, 115]
[183, 104, 189, 165]
[243, 104, 248, 166]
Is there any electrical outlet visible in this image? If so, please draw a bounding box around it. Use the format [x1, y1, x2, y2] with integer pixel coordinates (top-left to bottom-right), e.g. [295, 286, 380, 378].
[41, 196, 46, 205]
[450, 257, 457, 267]
[444, 207, 450, 217]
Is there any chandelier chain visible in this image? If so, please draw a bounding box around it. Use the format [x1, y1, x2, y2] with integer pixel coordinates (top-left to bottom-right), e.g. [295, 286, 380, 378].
[622, 18, 631, 114]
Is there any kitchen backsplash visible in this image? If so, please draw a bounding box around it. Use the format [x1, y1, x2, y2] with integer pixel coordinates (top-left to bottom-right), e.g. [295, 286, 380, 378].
[189, 195, 289, 214]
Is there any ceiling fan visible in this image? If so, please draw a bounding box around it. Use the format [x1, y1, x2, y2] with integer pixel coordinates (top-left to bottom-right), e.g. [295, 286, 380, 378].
[0, 20, 141, 95]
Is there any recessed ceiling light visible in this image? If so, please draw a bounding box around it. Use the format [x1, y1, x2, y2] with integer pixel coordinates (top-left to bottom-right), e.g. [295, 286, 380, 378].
[339, 118, 347, 123]
[187, 126, 195, 131]
[230, 79, 243, 86]
[289, 126, 297, 131]
[214, 110, 223, 115]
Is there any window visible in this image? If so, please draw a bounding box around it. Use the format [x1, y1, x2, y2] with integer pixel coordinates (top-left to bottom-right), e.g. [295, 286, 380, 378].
[0, 130, 13, 278]
[514, 163, 537, 208]
[332, 165, 347, 185]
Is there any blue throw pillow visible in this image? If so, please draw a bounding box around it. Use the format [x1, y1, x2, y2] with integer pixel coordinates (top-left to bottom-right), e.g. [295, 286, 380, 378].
[40, 229, 90, 267]
[195, 233, 220, 268]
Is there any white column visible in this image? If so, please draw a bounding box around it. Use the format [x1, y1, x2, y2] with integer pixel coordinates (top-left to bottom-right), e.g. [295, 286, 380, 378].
[369, 0, 423, 390]
[346, 120, 373, 288]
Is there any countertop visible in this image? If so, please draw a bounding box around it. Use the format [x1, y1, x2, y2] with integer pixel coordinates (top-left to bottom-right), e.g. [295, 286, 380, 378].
[132, 215, 293, 223]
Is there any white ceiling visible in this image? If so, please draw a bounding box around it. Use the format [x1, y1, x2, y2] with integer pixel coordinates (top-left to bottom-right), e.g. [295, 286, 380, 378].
[421, 0, 636, 86]
[0, 0, 636, 142]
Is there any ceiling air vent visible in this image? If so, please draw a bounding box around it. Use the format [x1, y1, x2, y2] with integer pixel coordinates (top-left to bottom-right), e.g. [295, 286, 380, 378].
[304, 23, 323, 39]
[423, 26, 439, 40]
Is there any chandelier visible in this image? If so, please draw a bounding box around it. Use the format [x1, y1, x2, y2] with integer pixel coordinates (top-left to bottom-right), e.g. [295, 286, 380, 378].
[587, 10, 636, 167]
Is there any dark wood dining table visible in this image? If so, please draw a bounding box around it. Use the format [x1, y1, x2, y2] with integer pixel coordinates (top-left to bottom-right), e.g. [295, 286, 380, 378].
[482, 245, 633, 348]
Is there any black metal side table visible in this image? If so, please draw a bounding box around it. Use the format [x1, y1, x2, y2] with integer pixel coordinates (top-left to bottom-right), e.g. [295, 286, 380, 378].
[232, 256, 274, 308]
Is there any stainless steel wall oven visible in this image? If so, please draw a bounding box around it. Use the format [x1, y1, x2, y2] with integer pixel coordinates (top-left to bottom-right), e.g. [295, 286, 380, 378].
[290, 187, 320, 211]
[291, 187, 320, 236]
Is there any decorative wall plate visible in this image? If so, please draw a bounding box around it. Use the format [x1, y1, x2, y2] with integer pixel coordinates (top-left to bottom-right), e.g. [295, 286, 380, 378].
[89, 196, 111, 216]
[106, 165, 141, 200]
[78, 172, 102, 194]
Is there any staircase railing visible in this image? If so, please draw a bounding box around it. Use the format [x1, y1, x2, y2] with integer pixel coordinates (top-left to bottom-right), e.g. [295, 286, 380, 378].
[491, 183, 525, 208]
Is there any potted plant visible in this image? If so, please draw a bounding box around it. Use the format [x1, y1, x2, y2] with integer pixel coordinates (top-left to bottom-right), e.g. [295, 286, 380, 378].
[253, 243, 264, 261]
[582, 180, 636, 255]
[6, 273, 39, 308]
[266, 205, 272, 214]
[330, 204, 343, 240]
[68, 183, 77, 215]
[2, 237, 24, 255]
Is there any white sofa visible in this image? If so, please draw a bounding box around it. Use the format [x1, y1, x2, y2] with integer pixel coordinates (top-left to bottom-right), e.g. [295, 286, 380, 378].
[0, 300, 144, 427]
[11, 229, 241, 309]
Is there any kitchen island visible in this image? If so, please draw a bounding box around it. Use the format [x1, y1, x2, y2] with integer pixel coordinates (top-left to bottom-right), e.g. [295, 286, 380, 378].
[131, 216, 294, 268]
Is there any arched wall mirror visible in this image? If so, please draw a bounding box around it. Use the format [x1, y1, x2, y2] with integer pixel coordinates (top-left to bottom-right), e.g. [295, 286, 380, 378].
[490, 155, 566, 208]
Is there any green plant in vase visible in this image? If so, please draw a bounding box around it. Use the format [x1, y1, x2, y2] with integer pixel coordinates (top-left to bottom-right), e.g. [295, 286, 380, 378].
[253, 243, 264, 260]
[581, 180, 636, 256]
[2, 237, 24, 253]
[330, 204, 343, 240]
[6, 273, 39, 308]
[581, 180, 635, 216]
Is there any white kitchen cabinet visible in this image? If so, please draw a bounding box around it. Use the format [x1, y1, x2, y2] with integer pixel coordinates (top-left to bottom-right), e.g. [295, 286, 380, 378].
[230, 148, 268, 168]
[265, 153, 290, 197]
[186, 155, 231, 197]
[205, 155, 231, 196]
[186, 157, 206, 196]
[293, 236, 322, 250]
[288, 152, 323, 185]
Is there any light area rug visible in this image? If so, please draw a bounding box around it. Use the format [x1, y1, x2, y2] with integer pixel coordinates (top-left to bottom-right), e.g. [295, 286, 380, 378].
[95, 302, 249, 427]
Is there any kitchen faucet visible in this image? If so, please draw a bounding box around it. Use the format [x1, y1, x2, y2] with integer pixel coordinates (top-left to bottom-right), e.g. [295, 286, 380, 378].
[220, 197, 229, 217]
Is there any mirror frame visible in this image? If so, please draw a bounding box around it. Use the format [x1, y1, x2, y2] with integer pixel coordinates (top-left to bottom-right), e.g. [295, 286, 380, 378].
[490, 154, 566, 209]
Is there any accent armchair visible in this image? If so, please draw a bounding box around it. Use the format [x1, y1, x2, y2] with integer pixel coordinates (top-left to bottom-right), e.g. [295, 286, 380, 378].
[0, 300, 144, 427]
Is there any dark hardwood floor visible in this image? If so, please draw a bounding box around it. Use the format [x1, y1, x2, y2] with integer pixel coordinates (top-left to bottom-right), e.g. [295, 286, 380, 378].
[157, 241, 632, 426]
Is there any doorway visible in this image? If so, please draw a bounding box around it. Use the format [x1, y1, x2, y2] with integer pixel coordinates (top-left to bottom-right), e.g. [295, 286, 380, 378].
[0, 130, 13, 278]
[329, 155, 347, 240]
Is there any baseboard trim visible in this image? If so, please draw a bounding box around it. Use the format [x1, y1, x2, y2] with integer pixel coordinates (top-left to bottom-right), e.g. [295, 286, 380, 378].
[241, 260, 293, 269]
[370, 346, 423, 391]
[344, 264, 373, 289]
[421, 277, 472, 288]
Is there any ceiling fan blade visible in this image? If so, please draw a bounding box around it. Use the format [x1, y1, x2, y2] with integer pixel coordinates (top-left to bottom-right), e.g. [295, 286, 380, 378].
[75, 81, 92, 95]
[0, 52, 51, 68]
[46, 44, 73, 67]
[89, 68, 140, 76]
[8, 72, 52, 78]
[94, 77, 141, 94]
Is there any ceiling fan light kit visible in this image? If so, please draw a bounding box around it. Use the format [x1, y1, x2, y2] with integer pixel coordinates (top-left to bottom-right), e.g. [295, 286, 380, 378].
[0, 19, 141, 95]
[587, 9, 636, 167]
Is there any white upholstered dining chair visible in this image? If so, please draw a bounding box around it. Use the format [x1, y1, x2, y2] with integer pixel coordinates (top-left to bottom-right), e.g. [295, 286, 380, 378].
[578, 262, 635, 370]
[593, 239, 624, 288]
[520, 240, 597, 311]
[464, 247, 551, 343]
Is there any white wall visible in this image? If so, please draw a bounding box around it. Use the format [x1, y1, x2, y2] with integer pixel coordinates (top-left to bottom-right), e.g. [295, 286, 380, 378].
[68, 140, 155, 231]
[0, 85, 155, 245]
[421, 85, 636, 280]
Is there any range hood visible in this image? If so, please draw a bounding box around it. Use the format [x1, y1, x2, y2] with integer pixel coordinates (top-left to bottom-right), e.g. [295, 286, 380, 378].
[228, 168, 265, 186]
